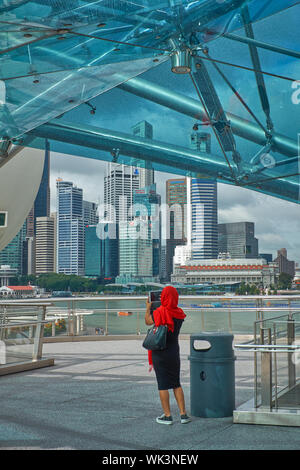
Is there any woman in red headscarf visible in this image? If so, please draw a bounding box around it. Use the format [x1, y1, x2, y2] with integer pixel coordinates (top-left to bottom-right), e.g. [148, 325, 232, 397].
[145, 285, 191, 425]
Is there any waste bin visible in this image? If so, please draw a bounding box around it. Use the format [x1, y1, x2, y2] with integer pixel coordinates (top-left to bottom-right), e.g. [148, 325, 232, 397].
[188, 332, 236, 418]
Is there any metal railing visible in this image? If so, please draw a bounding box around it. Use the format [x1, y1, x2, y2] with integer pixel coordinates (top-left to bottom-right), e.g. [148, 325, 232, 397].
[3, 295, 300, 338]
[0, 302, 54, 373]
[235, 311, 300, 412]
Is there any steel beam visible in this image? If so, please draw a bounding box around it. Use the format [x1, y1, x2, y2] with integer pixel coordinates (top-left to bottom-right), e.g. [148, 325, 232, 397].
[118, 77, 298, 157]
[223, 33, 300, 61]
[28, 120, 300, 204]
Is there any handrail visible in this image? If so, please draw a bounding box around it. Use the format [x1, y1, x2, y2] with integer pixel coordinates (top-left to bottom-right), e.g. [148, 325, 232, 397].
[235, 343, 300, 352]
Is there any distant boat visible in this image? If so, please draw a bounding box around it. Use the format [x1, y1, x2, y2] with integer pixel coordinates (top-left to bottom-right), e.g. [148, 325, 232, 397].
[117, 311, 133, 317]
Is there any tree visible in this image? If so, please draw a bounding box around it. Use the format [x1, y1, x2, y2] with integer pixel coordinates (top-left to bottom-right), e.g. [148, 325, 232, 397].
[277, 272, 293, 290]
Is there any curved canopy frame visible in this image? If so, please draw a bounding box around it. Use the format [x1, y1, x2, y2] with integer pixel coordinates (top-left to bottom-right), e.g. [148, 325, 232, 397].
[0, 0, 299, 203]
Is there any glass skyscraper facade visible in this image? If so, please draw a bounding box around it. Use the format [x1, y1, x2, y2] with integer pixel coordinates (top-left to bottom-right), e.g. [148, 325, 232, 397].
[56, 179, 84, 276]
[218, 222, 259, 259]
[131, 121, 155, 189]
[85, 223, 119, 281]
[85, 225, 101, 277]
[0, 221, 26, 274]
[133, 184, 161, 277]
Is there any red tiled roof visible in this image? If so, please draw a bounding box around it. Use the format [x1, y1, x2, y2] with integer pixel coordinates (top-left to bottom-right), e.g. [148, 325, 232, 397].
[7, 286, 34, 291]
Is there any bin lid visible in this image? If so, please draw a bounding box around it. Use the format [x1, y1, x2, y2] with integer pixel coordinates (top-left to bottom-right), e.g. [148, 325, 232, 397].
[190, 332, 234, 359]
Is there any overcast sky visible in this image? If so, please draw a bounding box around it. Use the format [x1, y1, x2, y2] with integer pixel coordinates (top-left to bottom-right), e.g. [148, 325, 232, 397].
[49, 5, 300, 264]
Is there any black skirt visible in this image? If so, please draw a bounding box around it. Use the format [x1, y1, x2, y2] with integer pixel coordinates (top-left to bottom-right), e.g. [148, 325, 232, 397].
[152, 318, 184, 391]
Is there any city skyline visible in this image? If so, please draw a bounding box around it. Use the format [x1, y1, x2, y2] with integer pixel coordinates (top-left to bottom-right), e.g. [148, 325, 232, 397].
[49, 153, 300, 265]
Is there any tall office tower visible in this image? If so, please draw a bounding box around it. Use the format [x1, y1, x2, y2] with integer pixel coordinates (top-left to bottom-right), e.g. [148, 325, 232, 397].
[133, 184, 161, 277]
[85, 225, 101, 277]
[104, 163, 140, 223]
[0, 221, 26, 274]
[97, 222, 119, 281]
[26, 139, 51, 238]
[83, 201, 99, 226]
[188, 177, 218, 260]
[22, 237, 35, 275]
[187, 130, 218, 260]
[218, 222, 259, 259]
[165, 178, 187, 280]
[35, 139, 50, 221]
[51, 212, 57, 272]
[118, 219, 153, 282]
[131, 120, 155, 188]
[274, 248, 295, 277]
[35, 216, 55, 274]
[190, 131, 211, 153]
[56, 179, 84, 276]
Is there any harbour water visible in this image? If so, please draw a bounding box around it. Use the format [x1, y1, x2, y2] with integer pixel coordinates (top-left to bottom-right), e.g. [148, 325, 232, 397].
[51, 296, 300, 336]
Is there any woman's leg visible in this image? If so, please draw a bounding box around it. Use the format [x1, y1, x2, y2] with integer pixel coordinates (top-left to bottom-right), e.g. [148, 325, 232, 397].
[159, 390, 171, 416]
[173, 386, 186, 415]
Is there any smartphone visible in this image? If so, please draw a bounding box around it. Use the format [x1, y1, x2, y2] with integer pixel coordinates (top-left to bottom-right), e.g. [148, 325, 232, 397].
[149, 291, 161, 302]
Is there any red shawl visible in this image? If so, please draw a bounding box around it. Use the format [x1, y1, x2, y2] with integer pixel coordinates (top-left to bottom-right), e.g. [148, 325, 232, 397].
[148, 286, 186, 367]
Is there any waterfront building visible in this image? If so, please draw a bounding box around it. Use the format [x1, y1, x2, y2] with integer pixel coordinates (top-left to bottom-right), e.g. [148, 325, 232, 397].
[293, 264, 300, 288]
[0, 264, 18, 287]
[273, 248, 295, 277]
[56, 179, 84, 276]
[171, 256, 277, 287]
[35, 216, 55, 274]
[218, 222, 259, 259]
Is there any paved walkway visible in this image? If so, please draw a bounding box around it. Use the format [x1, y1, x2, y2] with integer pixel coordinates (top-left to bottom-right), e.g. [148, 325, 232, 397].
[1, 337, 300, 450]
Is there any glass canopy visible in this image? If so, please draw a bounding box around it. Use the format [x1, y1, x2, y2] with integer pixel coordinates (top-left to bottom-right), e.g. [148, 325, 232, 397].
[1, 0, 300, 203]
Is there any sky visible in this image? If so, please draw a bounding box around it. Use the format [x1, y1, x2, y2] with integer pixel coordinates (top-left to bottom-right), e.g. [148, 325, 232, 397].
[49, 4, 300, 264]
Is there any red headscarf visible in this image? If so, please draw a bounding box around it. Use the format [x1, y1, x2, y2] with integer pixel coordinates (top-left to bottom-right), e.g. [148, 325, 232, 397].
[148, 286, 186, 367]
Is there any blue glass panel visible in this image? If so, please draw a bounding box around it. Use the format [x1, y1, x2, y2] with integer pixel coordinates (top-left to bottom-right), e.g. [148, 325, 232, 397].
[1, 0, 300, 204]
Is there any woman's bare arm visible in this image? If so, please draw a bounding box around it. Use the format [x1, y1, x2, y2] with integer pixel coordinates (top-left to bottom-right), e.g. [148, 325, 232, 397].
[145, 299, 154, 325]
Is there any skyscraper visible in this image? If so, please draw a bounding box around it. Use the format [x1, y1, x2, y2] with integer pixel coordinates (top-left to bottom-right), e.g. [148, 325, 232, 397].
[83, 201, 99, 226]
[190, 131, 211, 153]
[131, 121, 155, 188]
[85, 225, 101, 278]
[118, 219, 153, 282]
[187, 131, 218, 260]
[56, 179, 84, 276]
[104, 163, 140, 223]
[133, 184, 161, 277]
[218, 222, 259, 259]
[165, 178, 187, 280]
[35, 216, 55, 274]
[188, 177, 218, 260]
[98, 222, 119, 282]
[26, 139, 50, 238]
[0, 221, 26, 274]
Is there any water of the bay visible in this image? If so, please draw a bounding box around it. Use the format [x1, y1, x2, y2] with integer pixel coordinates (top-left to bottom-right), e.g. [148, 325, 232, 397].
[52, 296, 300, 336]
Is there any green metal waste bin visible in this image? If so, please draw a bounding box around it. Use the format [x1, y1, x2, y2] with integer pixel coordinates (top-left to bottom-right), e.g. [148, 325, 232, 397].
[189, 332, 236, 418]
